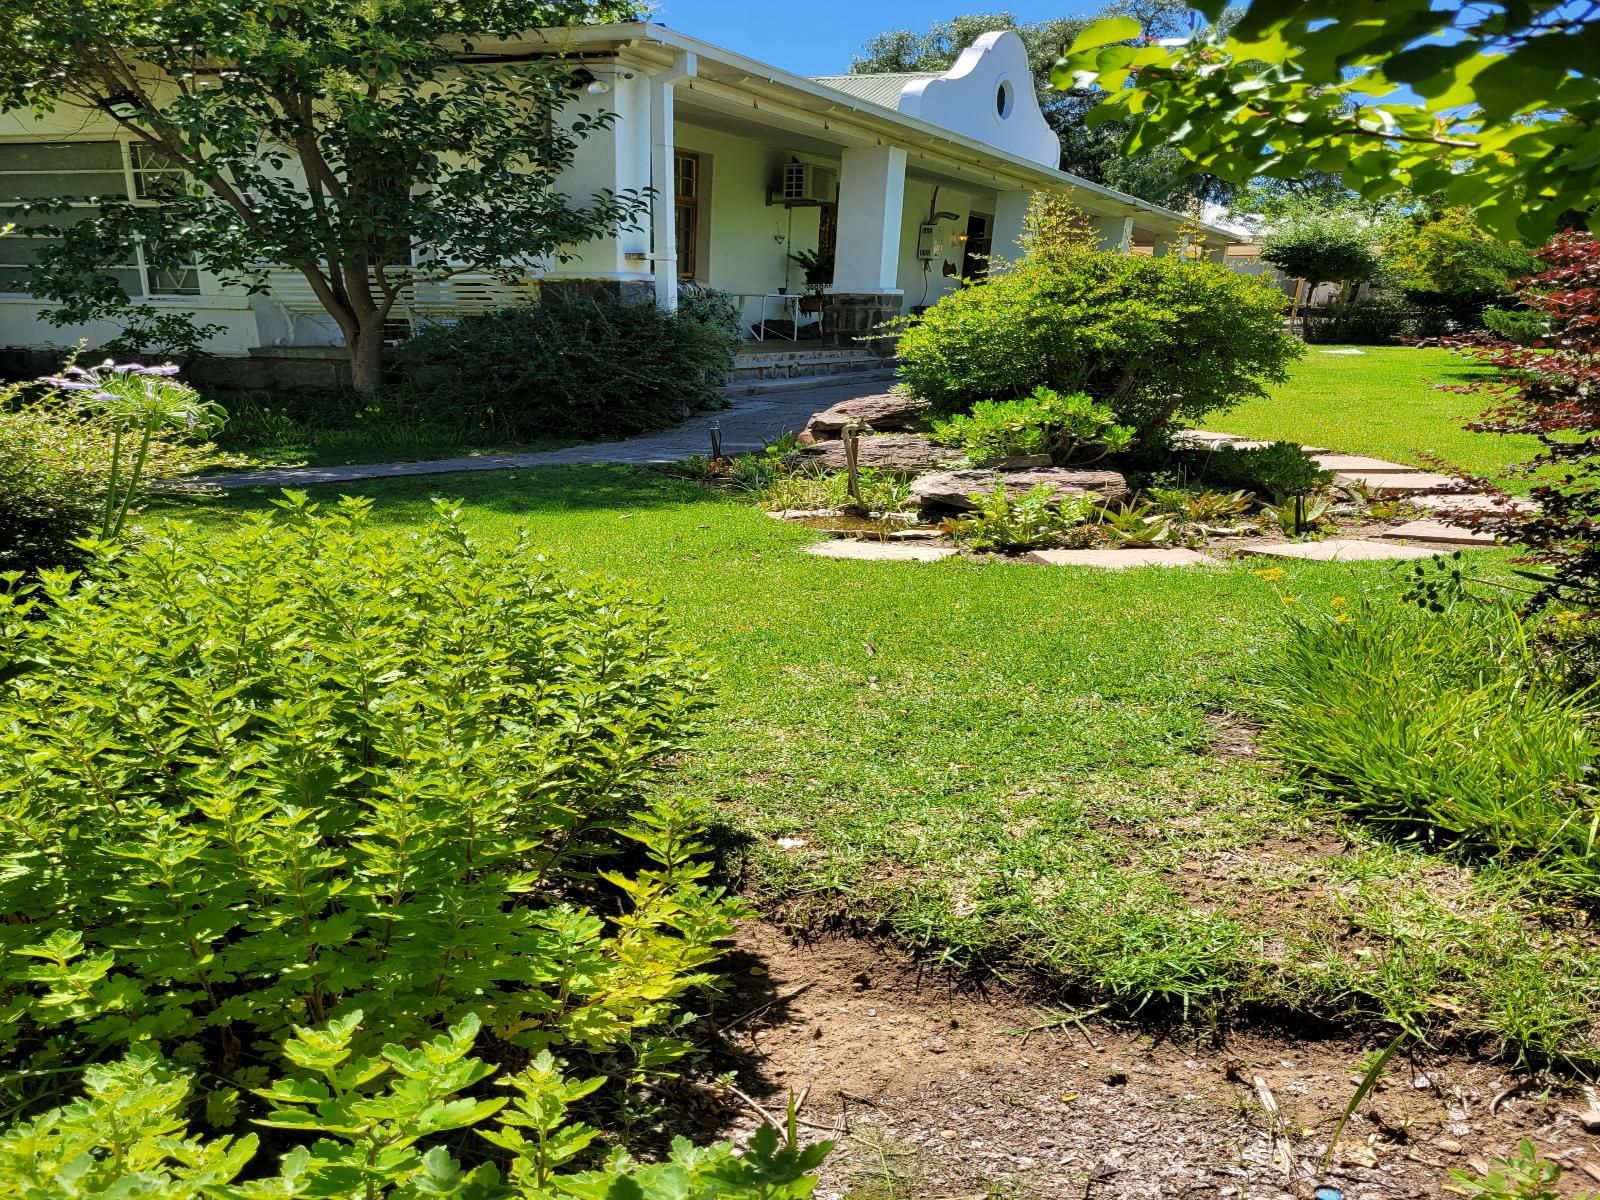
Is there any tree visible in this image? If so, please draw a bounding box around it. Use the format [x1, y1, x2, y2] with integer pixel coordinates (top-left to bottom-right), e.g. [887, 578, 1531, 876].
[1258, 204, 1386, 302]
[1052, 1, 1599, 242]
[0, 0, 643, 391]
[1383, 207, 1539, 307]
[850, 2, 1234, 210]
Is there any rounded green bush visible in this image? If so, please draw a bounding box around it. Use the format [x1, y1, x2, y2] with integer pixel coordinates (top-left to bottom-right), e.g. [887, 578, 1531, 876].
[894, 248, 1300, 443]
[0, 495, 733, 1096]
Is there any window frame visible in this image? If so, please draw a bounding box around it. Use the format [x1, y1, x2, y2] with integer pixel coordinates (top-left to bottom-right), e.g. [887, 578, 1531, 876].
[0, 138, 202, 300]
[673, 149, 700, 281]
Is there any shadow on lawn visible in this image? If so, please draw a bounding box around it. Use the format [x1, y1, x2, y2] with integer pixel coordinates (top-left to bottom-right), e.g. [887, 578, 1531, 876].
[166, 463, 737, 523]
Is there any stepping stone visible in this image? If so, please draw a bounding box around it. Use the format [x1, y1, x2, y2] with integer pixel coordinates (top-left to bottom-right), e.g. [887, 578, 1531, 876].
[1376, 519, 1498, 547]
[1173, 431, 1270, 450]
[803, 540, 956, 562]
[1334, 470, 1457, 495]
[1411, 492, 1535, 515]
[1312, 454, 1418, 474]
[1027, 547, 1219, 569]
[1242, 539, 1448, 562]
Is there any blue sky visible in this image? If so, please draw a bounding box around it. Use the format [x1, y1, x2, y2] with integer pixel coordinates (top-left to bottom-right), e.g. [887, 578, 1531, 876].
[646, 1, 1105, 75]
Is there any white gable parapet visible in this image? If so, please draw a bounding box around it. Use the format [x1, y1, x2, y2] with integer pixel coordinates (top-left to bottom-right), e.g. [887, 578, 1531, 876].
[896, 32, 1059, 169]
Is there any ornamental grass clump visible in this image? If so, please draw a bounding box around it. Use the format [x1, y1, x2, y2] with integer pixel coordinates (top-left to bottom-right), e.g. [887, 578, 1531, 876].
[1254, 596, 1600, 894]
[0, 494, 736, 1123]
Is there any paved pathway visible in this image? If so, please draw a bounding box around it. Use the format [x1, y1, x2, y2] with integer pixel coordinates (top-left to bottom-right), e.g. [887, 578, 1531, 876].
[205, 377, 880, 489]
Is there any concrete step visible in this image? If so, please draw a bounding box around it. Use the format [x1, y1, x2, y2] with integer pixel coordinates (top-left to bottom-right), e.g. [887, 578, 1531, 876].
[720, 367, 898, 399]
[1375, 519, 1499, 547]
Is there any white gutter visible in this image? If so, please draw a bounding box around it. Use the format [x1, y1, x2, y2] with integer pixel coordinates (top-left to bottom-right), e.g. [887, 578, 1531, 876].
[520, 23, 1235, 244]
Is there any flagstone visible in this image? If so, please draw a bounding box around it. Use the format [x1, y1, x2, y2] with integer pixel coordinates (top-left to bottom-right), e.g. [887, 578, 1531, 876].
[1027, 547, 1220, 569]
[803, 540, 957, 562]
[1241, 539, 1450, 562]
[1375, 520, 1499, 546]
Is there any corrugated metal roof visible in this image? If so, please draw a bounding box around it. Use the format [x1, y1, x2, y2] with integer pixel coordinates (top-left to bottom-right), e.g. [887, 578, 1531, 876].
[809, 73, 940, 111]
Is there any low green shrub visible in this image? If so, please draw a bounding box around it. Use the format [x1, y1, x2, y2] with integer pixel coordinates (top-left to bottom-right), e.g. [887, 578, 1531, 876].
[1253, 598, 1600, 894]
[0, 495, 731, 1117]
[894, 242, 1298, 443]
[1200, 440, 1333, 500]
[930, 387, 1133, 465]
[943, 483, 1095, 552]
[0, 365, 220, 572]
[1481, 306, 1551, 345]
[0, 1013, 827, 1200]
[396, 294, 739, 441]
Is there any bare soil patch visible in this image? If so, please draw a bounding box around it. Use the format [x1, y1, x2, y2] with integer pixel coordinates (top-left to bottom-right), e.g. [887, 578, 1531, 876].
[702, 922, 1600, 1199]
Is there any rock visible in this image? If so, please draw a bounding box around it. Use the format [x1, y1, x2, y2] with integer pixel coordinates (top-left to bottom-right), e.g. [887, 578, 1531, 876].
[799, 433, 948, 475]
[802, 540, 957, 562]
[910, 467, 1128, 511]
[804, 391, 929, 437]
[1242, 538, 1448, 562]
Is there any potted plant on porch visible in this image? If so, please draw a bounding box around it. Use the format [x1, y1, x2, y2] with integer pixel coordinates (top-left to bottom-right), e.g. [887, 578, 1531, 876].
[789, 247, 833, 313]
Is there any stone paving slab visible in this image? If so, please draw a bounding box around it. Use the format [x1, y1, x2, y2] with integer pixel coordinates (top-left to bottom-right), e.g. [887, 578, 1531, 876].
[1410, 492, 1535, 514]
[1027, 547, 1219, 569]
[1375, 519, 1499, 546]
[1334, 470, 1457, 495]
[1242, 538, 1448, 562]
[802, 540, 957, 562]
[1172, 431, 1270, 450]
[1312, 454, 1418, 473]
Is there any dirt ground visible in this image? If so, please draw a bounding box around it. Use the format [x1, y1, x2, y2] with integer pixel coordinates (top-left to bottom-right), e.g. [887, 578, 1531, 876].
[694, 922, 1600, 1200]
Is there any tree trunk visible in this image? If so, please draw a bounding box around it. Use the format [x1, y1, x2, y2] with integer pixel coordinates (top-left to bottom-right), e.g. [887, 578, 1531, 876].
[348, 324, 386, 394]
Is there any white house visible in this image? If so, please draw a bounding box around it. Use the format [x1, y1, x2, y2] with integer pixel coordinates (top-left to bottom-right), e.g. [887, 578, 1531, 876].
[0, 23, 1234, 365]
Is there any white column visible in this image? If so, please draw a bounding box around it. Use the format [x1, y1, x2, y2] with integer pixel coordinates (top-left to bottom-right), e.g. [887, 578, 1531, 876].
[650, 53, 697, 311]
[1094, 215, 1134, 252]
[1203, 241, 1228, 264]
[831, 145, 907, 293]
[991, 189, 1033, 264]
[1152, 230, 1191, 257]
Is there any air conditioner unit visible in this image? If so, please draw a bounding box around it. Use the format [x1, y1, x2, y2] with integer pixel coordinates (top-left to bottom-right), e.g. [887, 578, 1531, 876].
[776, 162, 837, 206]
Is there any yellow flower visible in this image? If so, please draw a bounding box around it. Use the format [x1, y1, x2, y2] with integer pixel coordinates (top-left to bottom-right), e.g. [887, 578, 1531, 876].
[1281, 594, 1298, 605]
[1330, 596, 1348, 608]
[1253, 567, 1286, 582]
[1334, 613, 1352, 624]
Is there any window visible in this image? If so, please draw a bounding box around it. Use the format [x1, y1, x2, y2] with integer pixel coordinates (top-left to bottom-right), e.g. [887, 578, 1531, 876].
[996, 80, 1015, 120]
[0, 140, 201, 297]
[674, 150, 699, 280]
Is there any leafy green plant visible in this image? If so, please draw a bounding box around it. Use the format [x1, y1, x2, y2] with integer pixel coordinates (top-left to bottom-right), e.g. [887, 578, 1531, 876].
[0, 373, 220, 572]
[894, 233, 1299, 443]
[1099, 500, 1174, 547]
[1253, 598, 1600, 895]
[396, 294, 739, 441]
[1481, 307, 1550, 345]
[0, 1012, 830, 1199]
[39, 360, 224, 540]
[943, 483, 1094, 552]
[1148, 487, 1251, 525]
[1201, 440, 1332, 501]
[930, 387, 1134, 465]
[0, 494, 734, 1114]
[1259, 493, 1332, 536]
[1447, 1140, 1580, 1200]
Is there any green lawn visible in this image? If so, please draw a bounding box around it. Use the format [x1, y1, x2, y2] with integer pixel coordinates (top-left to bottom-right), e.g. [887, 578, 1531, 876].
[166, 468, 1600, 1067]
[1201, 345, 1541, 477]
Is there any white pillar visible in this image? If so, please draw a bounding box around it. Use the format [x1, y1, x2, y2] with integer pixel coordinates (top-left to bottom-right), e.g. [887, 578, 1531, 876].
[649, 53, 697, 311]
[991, 190, 1033, 263]
[1094, 215, 1134, 252]
[831, 145, 907, 293]
[1203, 241, 1228, 264]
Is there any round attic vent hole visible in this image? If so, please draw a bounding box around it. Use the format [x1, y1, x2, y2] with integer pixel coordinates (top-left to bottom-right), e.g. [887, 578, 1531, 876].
[996, 79, 1015, 119]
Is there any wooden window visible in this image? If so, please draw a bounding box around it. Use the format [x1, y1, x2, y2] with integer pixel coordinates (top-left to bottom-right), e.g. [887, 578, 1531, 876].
[0, 140, 200, 297]
[674, 150, 699, 280]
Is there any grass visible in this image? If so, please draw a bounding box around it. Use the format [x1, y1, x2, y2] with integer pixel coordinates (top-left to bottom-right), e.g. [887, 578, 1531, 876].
[1199, 345, 1542, 478]
[161, 466, 1600, 1069]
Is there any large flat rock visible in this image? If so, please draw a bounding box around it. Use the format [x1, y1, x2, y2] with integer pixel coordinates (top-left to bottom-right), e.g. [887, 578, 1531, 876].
[910, 467, 1128, 511]
[804, 392, 929, 437]
[1242, 538, 1448, 562]
[1335, 470, 1458, 495]
[1376, 519, 1499, 546]
[1410, 491, 1536, 515]
[802, 540, 957, 562]
[1173, 430, 1270, 450]
[1027, 547, 1219, 569]
[799, 433, 948, 475]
